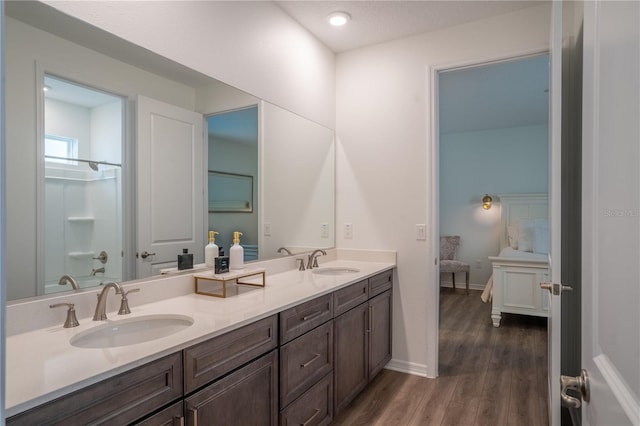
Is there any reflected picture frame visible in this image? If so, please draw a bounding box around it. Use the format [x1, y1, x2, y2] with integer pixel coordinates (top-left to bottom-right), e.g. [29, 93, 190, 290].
[208, 170, 253, 213]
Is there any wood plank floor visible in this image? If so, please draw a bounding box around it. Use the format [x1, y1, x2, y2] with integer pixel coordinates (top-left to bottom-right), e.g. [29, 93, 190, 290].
[331, 288, 548, 426]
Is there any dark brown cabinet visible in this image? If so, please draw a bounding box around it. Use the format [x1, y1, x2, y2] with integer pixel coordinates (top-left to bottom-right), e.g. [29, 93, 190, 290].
[7, 353, 183, 426]
[184, 350, 279, 426]
[8, 269, 393, 426]
[333, 301, 369, 412]
[333, 271, 393, 415]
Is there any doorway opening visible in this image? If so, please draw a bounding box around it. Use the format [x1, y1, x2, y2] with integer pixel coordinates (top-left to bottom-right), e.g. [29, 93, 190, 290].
[434, 54, 550, 417]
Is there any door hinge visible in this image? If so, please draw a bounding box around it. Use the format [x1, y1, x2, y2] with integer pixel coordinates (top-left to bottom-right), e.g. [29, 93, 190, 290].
[540, 282, 573, 295]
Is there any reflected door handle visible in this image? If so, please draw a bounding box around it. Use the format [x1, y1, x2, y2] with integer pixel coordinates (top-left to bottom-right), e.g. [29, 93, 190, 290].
[139, 251, 156, 259]
[540, 282, 573, 295]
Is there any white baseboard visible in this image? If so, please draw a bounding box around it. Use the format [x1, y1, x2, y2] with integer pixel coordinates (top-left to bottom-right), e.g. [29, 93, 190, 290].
[384, 359, 430, 378]
[439, 281, 485, 291]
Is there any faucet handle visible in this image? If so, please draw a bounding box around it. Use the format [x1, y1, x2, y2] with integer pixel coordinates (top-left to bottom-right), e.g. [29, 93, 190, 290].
[296, 258, 306, 271]
[50, 303, 80, 328]
[118, 288, 140, 315]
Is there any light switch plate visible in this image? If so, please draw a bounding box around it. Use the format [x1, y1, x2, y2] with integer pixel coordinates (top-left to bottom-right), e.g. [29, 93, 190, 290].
[416, 224, 426, 240]
[344, 223, 353, 239]
[263, 222, 272, 236]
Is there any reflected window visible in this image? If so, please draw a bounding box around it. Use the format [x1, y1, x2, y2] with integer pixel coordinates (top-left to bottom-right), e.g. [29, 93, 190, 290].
[44, 134, 78, 165]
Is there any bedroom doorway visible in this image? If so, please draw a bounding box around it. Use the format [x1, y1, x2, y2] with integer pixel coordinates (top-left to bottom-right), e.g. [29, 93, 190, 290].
[434, 53, 551, 419]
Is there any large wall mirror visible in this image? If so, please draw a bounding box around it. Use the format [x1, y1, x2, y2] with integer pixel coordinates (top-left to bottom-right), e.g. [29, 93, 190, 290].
[5, 1, 335, 301]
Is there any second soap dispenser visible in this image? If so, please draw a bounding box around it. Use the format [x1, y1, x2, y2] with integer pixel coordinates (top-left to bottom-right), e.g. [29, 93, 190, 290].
[229, 231, 244, 270]
[205, 230, 219, 268]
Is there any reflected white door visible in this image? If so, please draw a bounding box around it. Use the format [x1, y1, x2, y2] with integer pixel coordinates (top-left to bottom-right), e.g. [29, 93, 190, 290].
[581, 1, 640, 424]
[136, 95, 204, 277]
[547, 2, 564, 424]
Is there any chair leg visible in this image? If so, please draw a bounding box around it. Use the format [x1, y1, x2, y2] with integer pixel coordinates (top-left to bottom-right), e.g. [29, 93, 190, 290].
[466, 271, 469, 295]
[452, 272, 456, 290]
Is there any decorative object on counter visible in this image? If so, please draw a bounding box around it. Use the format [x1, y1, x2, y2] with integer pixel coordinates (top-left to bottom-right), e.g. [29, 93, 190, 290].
[229, 231, 244, 270]
[178, 248, 194, 270]
[193, 268, 266, 298]
[215, 256, 230, 274]
[205, 230, 220, 268]
[49, 303, 80, 328]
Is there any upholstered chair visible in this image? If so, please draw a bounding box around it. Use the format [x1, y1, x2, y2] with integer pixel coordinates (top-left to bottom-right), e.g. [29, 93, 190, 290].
[439, 235, 470, 294]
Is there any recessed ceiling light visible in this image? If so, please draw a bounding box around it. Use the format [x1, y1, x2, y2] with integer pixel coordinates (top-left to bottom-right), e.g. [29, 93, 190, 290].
[328, 11, 351, 27]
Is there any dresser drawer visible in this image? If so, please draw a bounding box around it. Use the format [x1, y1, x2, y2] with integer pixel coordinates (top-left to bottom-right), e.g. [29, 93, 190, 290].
[7, 353, 182, 426]
[280, 321, 333, 408]
[369, 269, 393, 297]
[333, 279, 368, 316]
[280, 373, 333, 426]
[184, 315, 278, 393]
[280, 293, 333, 344]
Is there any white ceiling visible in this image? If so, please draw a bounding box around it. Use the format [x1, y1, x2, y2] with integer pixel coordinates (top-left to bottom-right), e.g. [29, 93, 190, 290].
[275, 0, 545, 53]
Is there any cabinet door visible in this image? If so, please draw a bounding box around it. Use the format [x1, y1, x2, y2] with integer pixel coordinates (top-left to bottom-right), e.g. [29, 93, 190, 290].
[184, 350, 278, 426]
[333, 302, 369, 413]
[369, 290, 392, 379]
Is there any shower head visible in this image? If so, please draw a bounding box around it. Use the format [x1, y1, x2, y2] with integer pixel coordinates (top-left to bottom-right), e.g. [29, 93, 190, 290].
[88, 161, 99, 171]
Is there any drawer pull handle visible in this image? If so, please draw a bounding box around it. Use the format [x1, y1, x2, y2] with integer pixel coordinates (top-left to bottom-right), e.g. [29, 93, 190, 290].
[301, 408, 321, 426]
[300, 353, 321, 368]
[366, 306, 373, 333]
[302, 310, 323, 321]
[188, 407, 198, 426]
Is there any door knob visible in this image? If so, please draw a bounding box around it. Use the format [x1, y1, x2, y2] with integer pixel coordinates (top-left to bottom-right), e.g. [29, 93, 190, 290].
[140, 251, 156, 259]
[560, 369, 590, 408]
[540, 282, 573, 295]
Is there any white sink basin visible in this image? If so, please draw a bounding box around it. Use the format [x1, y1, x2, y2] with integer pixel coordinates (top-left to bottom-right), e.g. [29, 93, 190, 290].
[70, 314, 194, 349]
[312, 267, 361, 276]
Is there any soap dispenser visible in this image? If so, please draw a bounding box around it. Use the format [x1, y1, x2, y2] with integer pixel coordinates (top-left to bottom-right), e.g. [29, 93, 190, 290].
[230, 231, 244, 270]
[205, 230, 219, 268]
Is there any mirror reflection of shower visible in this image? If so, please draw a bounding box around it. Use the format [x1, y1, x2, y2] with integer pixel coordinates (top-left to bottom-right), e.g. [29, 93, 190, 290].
[43, 74, 124, 294]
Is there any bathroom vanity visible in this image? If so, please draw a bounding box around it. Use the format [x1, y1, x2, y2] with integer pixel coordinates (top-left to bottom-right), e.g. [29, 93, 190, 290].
[5, 253, 395, 425]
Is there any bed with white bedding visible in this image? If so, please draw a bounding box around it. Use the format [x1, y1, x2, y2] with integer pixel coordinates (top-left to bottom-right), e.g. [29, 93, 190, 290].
[487, 194, 549, 327]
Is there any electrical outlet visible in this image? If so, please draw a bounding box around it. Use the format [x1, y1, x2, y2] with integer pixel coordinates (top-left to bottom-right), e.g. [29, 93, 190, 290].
[263, 222, 272, 236]
[320, 223, 329, 238]
[344, 223, 353, 239]
[416, 224, 426, 240]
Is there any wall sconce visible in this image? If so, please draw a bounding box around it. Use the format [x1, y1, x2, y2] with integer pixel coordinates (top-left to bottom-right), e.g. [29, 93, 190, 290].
[482, 194, 493, 210]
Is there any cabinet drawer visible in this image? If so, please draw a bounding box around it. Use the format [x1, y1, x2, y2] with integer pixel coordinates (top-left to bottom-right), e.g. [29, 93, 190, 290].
[280, 373, 333, 426]
[7, 353, 182, 426]
[369, 269, 393, 297]
[135, 401, 183, 426]
[185, 350, 278, 426]
[280, 294, 333, 344]
[333, 279, 368, 316]
[280, 321, 333, 408]
[184, 315, 278, 393]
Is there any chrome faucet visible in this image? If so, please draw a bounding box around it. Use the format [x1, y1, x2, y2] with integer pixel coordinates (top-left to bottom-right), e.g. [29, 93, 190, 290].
[307, 249, 327, 269]
[90, 267, 105, 276]
[277, 247, 293, 256]
[58, 274, 80, 290]
[93, 281, 123, 321]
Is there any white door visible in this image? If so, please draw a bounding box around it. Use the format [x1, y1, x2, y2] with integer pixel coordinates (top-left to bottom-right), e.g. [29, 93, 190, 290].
[581, 1, 640, 424]
[547, 2, 563, 424]
[137, 95, 204, 277]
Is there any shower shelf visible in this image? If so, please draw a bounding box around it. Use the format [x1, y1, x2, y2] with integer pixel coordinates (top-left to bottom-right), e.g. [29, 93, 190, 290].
[68, 251, 95, 259]
[67, 217, 95, 223]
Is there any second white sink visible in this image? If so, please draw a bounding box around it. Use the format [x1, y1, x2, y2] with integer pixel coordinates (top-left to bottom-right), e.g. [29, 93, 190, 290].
[70, 314, 194, 349]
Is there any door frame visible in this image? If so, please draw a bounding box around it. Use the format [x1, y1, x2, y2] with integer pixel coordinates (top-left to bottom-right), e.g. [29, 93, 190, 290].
[425, 47, 551, 379]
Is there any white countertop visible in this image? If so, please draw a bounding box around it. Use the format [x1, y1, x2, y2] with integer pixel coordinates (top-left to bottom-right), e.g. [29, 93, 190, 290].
[5, 257, 395, 417]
